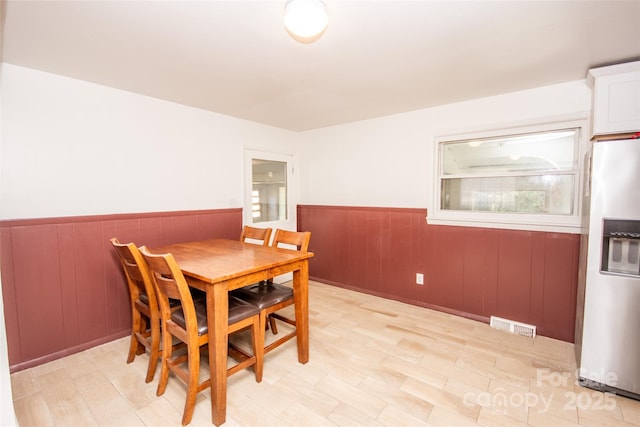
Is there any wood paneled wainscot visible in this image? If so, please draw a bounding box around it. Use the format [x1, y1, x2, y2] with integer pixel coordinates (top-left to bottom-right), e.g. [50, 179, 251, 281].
[298, 205, 579, 342]
[0, 208, 242, 372]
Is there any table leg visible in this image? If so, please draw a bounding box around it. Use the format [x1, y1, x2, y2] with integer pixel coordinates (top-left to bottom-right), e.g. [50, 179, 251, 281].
[293, 260, 309, 364]
[207, 283, 229, 426]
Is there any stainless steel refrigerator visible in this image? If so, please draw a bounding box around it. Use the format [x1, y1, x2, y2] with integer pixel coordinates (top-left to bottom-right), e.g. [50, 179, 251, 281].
[575, 137, 640, 399]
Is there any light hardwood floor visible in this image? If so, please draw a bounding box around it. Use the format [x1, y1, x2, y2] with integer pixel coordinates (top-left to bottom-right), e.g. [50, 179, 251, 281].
[11, 281, 640, 426]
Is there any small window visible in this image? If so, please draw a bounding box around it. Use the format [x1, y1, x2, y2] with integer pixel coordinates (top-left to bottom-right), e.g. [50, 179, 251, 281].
[430, 119, 588, 233]
[251, 159, 288, 224]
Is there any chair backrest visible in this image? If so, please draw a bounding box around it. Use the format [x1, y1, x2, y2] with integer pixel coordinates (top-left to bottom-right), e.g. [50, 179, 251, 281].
[272, 229, 311, 252]
[240, 225, 272, 246]
[110, 238, 158, 310]
[139, 247, 199, 336]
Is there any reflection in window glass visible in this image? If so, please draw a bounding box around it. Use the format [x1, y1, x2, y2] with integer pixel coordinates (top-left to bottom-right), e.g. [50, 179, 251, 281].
[252, 159, 287, 224]
[439, 128, 579, 216]
[442, 130, 576, 175]
[441, 175, 574, 214]
[251, 190, 261, 218]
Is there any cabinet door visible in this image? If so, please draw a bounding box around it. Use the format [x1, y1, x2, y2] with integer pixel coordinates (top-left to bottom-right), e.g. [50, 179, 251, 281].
[591, 66, 640, 136]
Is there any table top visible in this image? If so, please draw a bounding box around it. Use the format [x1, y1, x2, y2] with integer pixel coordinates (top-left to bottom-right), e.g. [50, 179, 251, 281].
[151, 238, 314, 284]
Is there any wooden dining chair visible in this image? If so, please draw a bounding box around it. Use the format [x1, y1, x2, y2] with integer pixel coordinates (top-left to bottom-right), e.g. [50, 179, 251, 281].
[232, 229, 311, 355]
[110, 238, 163, 383]
[140, 247, 264, 426]
[240, 225, 272, 246]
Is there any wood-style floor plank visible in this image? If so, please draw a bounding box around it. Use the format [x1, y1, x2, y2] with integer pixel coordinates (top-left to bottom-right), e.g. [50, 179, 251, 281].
[11, 281, 640, 426]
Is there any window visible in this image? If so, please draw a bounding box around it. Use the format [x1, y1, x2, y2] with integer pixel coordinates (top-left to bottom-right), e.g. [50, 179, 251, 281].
[251, 159, 288, 224]
[429, 119, 588, 233]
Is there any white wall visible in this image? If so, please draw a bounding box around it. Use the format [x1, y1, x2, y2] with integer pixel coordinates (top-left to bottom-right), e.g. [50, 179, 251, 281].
[0, 63, 299, 220]
[0, 64, 594, 219]
[298, 80, 592, 210]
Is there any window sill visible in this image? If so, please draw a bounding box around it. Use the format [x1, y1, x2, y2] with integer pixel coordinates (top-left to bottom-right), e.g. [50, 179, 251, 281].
[426, 213, 583, 234]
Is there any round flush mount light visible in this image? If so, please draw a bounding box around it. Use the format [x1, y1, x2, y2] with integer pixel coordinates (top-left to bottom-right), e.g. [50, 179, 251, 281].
[284, 0, 328, 43]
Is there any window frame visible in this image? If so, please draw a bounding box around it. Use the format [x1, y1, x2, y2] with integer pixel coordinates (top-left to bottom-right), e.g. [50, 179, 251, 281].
[428, 118, 590, 233]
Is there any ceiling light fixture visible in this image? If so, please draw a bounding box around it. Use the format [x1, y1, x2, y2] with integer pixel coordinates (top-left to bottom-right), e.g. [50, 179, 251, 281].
[284, 0, 328, 44]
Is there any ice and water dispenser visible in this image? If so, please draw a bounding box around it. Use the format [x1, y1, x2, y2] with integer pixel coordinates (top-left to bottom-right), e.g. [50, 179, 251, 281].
[601, 219, 640, 276]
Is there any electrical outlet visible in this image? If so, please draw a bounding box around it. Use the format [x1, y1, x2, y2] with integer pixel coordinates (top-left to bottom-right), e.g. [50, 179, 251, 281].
[416, 273, 424, 285]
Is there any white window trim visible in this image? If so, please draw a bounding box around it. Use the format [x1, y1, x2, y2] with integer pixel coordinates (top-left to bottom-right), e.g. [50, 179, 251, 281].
[428, 117, 590, 234]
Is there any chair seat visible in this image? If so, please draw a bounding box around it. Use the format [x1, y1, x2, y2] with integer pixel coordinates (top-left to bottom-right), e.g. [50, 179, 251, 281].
[171, 296, 259, 336]
[139, 292, 182, 308]
[228, 295, 261, 323]
[231, 282, 293, 310]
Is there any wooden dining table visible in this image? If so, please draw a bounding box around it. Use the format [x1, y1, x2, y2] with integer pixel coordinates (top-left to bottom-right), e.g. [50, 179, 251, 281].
[151, 238, 314, 425]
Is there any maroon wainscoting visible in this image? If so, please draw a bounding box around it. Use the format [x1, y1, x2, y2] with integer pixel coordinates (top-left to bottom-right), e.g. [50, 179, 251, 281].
[0, 208, 242, 372]
[298, 205, 579, 342]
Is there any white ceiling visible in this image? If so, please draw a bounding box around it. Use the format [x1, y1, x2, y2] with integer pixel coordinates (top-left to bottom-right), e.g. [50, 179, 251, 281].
[2, 0, 639, 132]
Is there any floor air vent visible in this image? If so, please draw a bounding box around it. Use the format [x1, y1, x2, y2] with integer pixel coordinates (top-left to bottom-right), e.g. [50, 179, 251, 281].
[490, 316, 536, 338]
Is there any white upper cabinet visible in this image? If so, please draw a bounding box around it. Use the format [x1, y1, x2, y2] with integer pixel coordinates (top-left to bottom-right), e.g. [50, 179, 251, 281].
[588, 61, 640, 137]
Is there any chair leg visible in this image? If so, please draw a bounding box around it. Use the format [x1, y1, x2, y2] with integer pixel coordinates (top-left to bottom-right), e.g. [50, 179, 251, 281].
[127, 310, 143, 363]
[251, 316, 264, 383]
[258, 310, 268, 341]
[127, 334, 138, 364]
[268, 315, 278, 335]
[145, 317, 161, 383]
[156, 328, 172, 397]
[181, 341, 200, 426]
[137, 316, 149, 356]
